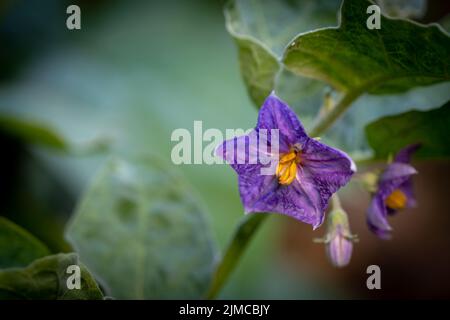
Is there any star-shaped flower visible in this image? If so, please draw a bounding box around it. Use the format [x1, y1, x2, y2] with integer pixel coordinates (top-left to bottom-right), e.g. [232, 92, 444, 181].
[216, 93, 356, 228]
[367, 144, 420, 238]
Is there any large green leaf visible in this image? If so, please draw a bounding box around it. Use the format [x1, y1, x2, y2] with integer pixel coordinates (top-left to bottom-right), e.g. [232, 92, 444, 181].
[284, 0, 450, 95]
[366, 100, 450, 159]
[66, 157, 217, 299]
[0, 253, 103, 299]
[0, 217, 50, 269]
[225, 0, 341, 106]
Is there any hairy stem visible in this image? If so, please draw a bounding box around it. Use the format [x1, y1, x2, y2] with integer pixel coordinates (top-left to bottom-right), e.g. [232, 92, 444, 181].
[206, 213, 268, 299]
[330, 193, 342, 211]
[309, 89, 362, 137]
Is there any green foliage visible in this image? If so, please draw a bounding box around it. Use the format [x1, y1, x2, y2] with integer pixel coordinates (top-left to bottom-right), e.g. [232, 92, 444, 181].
[0, 217, 50, 269]
[366, 100, 450, 159]
[66, 157, 217, 299]
[284, 0, 450, 95]
[0, 253, 103, 300]
[225, 0, 450, 155]
[1, 0, 449, 301]
[321, 82, 450, 154]
[227, 32, 279, 107]
[225, 0, 341, 106]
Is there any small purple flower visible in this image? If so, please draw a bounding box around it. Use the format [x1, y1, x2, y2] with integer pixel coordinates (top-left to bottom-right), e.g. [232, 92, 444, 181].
[367, 144, 420, 239]
[216, 93, 356, 228]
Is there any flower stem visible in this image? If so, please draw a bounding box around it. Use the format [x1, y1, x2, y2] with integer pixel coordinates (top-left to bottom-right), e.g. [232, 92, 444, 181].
[309, 90, 362, 137]
[330, 193, 342, 211]
[206, 213, 268, 299]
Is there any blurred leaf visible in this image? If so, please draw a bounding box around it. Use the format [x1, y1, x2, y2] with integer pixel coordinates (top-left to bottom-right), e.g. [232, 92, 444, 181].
[366, 100, 450, 159]
[0, 113, 111, 154]
[226, 22, 279, 106]
[284, 0, 450, 95]
[0, 253, 103, 300]
[0, 143, 74, 253]
[0, 217, 50, 269]
[0, 113, 68, 150]
[225, 0, 341, 106]
[66, 157, 217, 299]
[440, 14, 450, 33]
[207, 213, 267, 299]
[375, 0, 427, 19]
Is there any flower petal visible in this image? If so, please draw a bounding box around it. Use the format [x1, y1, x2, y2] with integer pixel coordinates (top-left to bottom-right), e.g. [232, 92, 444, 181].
[394, 143, 421, 164]
[242, 171, 324, 227]
[379, 162, 417, 186]
[301, 138, 356, 196]
[293, 138, 356, 227]
[398, 178, 417, 208]
[256, 93, 308, 152]
[215, 129, 278, 175]
[367, 194, 393, 239]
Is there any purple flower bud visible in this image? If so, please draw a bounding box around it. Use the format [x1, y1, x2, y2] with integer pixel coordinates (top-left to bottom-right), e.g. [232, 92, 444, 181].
[318, 208, 357, 268]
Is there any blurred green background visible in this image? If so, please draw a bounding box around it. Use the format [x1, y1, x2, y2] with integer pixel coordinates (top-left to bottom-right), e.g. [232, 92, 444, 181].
[1, 0, 450, 299]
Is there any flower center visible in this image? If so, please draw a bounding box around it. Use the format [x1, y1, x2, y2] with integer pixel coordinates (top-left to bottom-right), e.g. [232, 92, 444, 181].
[385, 189, 407, 210]
[276, 149, 301, 185]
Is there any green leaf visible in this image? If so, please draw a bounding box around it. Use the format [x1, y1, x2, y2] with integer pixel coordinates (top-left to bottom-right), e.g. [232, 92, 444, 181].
[284, 0, 450, 95]
[225, 0, 341, 106]
[206, 213, 267, 299]
[0, 253, 103, 300]
[0, 217, 50, 269]
[366, 100, 450, 159]
[228, 34, 279, 107]
[66, 157, 217, 299]
[0, 113, 69, 150]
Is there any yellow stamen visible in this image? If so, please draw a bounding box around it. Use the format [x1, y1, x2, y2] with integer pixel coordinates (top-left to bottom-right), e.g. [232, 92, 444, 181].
[276, 150, 299, 186]
[385, 189, 407, 210]
[279, 151, 297, 164]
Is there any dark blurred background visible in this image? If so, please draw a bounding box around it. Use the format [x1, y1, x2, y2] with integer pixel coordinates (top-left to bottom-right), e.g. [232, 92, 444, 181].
[1, 0, 450, 299]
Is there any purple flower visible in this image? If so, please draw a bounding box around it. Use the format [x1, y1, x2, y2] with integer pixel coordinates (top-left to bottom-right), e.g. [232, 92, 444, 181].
[216, 93, 356, 228]
[367, 144, 420, 239]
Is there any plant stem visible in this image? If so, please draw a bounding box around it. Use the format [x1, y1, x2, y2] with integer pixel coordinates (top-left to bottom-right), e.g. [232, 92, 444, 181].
[309, 90, 362, 137]
[207, 90, 363, 299]
[330, 193, 342, 210]
[206, 213, 268, 299]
